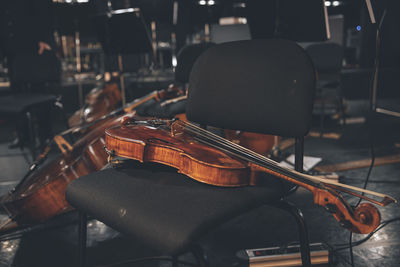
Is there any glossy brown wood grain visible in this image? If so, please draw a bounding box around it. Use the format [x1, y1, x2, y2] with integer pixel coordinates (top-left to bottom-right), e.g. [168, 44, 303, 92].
[1, 116, 121, 225]
[68, 83, 121, 130]
[106, 124, 251, 186]
[224, 130, 279, 155]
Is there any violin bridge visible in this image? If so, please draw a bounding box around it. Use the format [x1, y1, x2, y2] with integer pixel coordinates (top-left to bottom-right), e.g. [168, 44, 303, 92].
[103, 146, 125, 167]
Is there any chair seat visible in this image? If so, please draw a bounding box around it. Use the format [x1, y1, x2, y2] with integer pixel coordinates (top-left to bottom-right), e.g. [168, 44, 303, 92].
[0, 93, 56, 114]
[66, 162, 289, 255]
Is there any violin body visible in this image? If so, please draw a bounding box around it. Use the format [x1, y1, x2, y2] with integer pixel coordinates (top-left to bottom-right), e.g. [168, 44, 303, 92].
[106, 121, 252, 187]
[68, 83, 121, 129]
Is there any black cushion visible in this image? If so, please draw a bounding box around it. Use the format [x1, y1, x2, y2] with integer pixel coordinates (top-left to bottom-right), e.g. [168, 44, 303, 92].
[305, 43, 343, 73]
[11, 50, 61, 84]
[0, 93, 56, 114]
[186, 39, 316, 137]
[66, 162, 287, 255]
[135, 98, 186, 118]
[174, 43, 215, 84]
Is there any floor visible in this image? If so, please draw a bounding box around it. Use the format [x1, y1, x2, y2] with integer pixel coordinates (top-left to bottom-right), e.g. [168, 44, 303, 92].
[0, 98, 399, 267]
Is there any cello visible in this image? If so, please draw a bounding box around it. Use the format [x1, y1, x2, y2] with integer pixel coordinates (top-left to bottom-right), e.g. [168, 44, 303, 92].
[67, 82, 121, 131]
[104, 118, 397, 234]
[0, 86, 184, 229]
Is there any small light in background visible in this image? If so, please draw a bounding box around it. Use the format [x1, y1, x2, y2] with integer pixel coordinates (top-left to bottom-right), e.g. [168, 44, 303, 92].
[332, 1, 340, 6]
[356, 25, 362, 31]
[199, 0, 206, 5]
[172, 56, 177, 68]
[208, 0, 215, 5]
[325, 1, 331, 7]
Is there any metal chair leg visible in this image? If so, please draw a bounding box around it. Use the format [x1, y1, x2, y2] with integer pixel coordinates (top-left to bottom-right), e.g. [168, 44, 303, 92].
[26, 111, 36, 160]
[273, 201, 311, 267]
[78, 211, 87, 267]
[172, 255, 179, 267]
[191, 244, 210, 267]
[54, 97, 70, 132]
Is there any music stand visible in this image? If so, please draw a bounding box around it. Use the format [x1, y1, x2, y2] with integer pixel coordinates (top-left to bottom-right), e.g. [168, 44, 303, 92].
[247, 0, 330, 42]
[366, 0, 400, 118]
[54, 2, 97, 107]
[94, 7, 153, 106]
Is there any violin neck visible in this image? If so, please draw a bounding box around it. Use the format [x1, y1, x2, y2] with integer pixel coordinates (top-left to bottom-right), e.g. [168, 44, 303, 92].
[124, 91, 158, 113]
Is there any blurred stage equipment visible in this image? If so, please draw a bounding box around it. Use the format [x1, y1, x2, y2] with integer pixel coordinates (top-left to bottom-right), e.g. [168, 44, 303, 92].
[54, 0, 97, 107]
[365, 0, 376, 24]
[94, 0, 153, 106]
[367, 0, 400, 118]
[246, 0, 330, 41]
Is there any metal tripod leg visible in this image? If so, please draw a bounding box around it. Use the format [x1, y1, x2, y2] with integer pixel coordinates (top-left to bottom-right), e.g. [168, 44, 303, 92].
[78, 211, 87, 267]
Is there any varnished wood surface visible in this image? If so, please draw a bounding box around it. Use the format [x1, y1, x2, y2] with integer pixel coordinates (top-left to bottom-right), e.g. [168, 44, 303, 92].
[1, 116, 122, 225]
[106, 124, 251, 186]
[68, 83, 121, 129]
[224, 130, 279, 155]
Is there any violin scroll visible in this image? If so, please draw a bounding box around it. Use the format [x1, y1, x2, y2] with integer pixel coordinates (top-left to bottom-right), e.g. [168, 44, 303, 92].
[314, 189, 381, 234]
[156, 84, 185, 102]
[353, 203, 381, 232]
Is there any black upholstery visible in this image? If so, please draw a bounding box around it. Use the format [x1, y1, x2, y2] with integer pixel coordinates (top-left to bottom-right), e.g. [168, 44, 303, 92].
[11, 50, 61, 84]
[67, 162, 286, 255]
[305, 43, 343, 73]
[174, 42, 216, 84]
[187, 39, 315, 137]
[135, 98, 186, 118]
[66, 39, 316, 266]
[136, 43, 215, 118]
[0, 94, 56, 114]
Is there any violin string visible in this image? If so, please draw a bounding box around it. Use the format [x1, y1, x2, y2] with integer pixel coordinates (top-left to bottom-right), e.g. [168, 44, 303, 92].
[176, 120, 274, 163]
[177, 120, 295, 170]
[175, 120, 268, 162]
[174, 120, 395, 201]
[175, 120, 317, 186]
[177, 120, 306, 179]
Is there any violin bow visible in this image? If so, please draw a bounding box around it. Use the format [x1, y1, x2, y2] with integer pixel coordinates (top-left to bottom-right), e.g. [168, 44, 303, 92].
[169, 119, 397, 233]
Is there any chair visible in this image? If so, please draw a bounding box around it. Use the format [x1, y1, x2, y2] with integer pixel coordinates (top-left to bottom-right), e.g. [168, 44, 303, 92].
[305, 42, 345, 130]
[0, 50, 64, 160]
[135, 42, 215, 118]
[66, 39, 316, 267]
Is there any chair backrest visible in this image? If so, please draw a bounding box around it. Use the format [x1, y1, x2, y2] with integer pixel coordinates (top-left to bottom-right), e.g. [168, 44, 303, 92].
[305, 42, 343, 73]
[186, 39, 316, 137]
[174, 43, 215, 85]
[12, 50, 61, 84]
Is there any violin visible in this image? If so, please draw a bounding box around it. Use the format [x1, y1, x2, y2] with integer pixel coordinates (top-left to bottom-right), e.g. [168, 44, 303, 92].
[224, 130, 280, 155]
[104, 118, 397, 234]
[0, 86, 185, 229]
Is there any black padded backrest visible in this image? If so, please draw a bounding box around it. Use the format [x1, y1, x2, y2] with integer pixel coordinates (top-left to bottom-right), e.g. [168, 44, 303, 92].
[305, 42, 343, 73]
[186, 39, 316, 137]
[174, 43, 215, 84]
